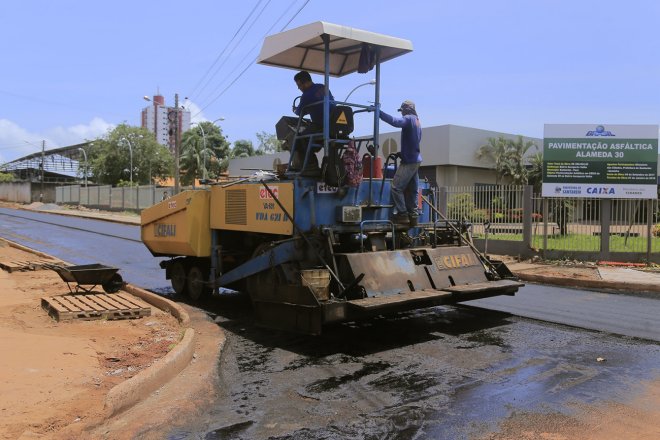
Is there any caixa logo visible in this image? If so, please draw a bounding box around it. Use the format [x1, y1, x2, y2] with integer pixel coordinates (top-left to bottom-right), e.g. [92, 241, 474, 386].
[587, 187, 615, 195]
[585, 125, 615, 136]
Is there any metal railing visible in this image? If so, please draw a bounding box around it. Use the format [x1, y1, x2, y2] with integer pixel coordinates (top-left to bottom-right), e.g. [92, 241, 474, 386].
[443, 185, 526, 242]
[436, 185, 660, 263]
[56, 182, 660, 262]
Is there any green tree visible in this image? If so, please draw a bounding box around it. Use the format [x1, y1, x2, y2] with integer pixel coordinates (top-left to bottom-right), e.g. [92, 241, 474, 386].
[87, 124, 173, 185]
[256, 131, 282, 154]
[527, 152, 544, 193]
[477, 135, 538, 185]
[232, 139, 255, 158]
[502, 135, 538, 185]
[476, 136, 509, 184]
[0, 172, 14, 183]
[181, 122, 230, 184]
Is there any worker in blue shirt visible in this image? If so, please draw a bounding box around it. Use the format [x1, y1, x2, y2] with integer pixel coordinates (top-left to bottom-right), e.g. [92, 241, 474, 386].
[290, 71, 335, 173]
[380, 100, 422, 225]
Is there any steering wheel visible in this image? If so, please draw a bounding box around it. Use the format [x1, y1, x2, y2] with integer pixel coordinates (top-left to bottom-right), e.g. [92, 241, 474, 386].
[292, 95, 301, 113]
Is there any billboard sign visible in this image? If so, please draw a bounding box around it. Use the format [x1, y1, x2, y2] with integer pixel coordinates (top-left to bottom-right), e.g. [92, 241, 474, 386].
[542, 124, 658, 199]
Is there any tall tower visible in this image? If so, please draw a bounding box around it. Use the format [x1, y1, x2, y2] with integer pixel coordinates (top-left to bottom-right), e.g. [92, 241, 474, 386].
[141, 94, 191, 154]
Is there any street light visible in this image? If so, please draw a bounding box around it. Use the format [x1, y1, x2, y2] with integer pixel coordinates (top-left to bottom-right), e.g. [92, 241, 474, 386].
[120, 136, 135, 185]
[191, 118, 225, 180]
[344, 79, 376, 102]
[77, 147, 88, 187]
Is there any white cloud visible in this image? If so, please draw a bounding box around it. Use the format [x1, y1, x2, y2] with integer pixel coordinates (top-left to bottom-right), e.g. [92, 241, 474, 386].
[0, 118, 114, 164]
[46, 117, 114, 146]
[181, 99, 207, 124]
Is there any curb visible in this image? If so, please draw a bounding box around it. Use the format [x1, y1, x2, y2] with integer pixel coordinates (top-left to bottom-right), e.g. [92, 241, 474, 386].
[123, 283, 190, 325]
[104, 327, 195, 417]
[7, 203, 141, 226]
[2, 238, 65, 262]
[515, 271, 660, 295]
[0, 237, 197, 418]
[103, 284, 195, 417]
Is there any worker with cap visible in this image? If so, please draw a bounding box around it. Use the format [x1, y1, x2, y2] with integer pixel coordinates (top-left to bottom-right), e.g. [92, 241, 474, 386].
[379, 100, 422, 225]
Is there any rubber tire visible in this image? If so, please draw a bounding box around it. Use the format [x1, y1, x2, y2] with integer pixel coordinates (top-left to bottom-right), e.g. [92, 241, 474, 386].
[187, 265, 208, 301]
[102, 273, 124, 293]
[170, 261, 187, 296]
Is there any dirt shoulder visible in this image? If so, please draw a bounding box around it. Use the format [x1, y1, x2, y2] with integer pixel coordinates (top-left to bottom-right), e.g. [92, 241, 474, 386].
[0, 240, 223, 439]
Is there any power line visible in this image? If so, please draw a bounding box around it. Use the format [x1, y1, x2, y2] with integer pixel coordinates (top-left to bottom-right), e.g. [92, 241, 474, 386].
[194, 0, 311, 117]
[196, 0, 298, 109]
[194, 0, 273, 108]
[188, 0, 266, 101]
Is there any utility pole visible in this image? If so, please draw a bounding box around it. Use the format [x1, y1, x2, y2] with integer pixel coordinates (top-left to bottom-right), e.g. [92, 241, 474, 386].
[173, 93, 180, 195]
[40, 140, 45, 202]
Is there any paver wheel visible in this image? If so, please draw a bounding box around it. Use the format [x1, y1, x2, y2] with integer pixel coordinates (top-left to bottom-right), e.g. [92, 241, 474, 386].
[170, 261, 187, 296]
[187, 265, 209, 301]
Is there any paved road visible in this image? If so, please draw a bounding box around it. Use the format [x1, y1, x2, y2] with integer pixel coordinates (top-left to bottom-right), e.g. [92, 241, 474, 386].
[1, 207, 659, 439]
[468, 285, 660, 342]
[2, 207, 658, 342]
[0, 207, 170, 293]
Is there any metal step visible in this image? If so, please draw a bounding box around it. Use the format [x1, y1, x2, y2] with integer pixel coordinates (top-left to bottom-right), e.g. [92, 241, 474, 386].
[348, 289, 452, 311]
[346, 279, 523, 313]
[443, 279, 523, 293]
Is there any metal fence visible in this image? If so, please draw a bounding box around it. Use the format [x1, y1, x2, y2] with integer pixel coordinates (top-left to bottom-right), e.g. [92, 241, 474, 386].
[444, 185, 526, 242]
[436, 185, 660, 263]
[55, 183, 660, 262]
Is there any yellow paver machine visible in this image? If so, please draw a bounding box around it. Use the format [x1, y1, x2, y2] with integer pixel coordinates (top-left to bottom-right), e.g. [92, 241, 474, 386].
[141, 22, 523, 334]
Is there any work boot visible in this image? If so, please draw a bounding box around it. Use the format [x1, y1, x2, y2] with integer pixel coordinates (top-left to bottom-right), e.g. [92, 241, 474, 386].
[393, 213, 409, 225]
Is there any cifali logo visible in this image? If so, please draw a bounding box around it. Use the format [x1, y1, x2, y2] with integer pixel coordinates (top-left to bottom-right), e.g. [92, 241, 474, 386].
[585, 125, 615, 136]
[554, 186, 562, 194]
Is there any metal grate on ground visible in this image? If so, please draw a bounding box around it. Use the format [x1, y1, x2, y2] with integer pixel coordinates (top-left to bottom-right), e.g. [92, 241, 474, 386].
[0, 257, 63, 273]
[41, 291, 152, 322]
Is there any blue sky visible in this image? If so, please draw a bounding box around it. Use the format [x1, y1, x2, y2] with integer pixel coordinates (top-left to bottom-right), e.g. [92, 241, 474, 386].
[2, 0, 660, 163]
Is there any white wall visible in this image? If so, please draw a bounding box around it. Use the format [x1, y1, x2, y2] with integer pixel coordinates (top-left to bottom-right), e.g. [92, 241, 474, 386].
[378, 123, 541, 168]
[0, 182, 32, 203]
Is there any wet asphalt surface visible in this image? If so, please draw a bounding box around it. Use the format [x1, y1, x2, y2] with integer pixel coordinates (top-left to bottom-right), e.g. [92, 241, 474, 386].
[170, 298, 659, 440]
[1, 208, 659, 439]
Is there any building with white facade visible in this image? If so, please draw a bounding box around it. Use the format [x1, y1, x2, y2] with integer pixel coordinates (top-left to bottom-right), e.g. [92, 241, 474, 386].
[378, 124, 541, 187]
[228, 124, 541, 185]
[141, 94, 191, 154]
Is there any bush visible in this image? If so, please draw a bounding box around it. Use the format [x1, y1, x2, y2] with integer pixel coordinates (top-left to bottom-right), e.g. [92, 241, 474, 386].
[653, 224, 660, 237]
[448, 193, 490, 222]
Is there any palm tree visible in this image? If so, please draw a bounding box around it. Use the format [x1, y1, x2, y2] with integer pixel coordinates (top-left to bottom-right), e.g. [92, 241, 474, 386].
[180, 135, 216, 185]
[503, 136, 538, 185]
[477, 136, 509, 184]
[527, 152, 544, 193]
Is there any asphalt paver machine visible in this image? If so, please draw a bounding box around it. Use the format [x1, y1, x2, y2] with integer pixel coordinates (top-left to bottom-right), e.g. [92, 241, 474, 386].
[141, 22, 523, 334]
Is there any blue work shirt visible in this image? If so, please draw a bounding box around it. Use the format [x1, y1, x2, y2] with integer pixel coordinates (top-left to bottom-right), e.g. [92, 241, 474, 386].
[380, 111, 422, 164]
[294, 83, 335, 126]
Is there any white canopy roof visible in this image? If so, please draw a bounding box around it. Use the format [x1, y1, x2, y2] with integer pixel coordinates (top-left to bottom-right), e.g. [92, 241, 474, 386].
[257, 21, 413, 77]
